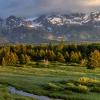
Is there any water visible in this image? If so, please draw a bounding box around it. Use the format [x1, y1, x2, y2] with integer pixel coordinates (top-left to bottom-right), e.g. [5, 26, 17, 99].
[8, 86, 51, 100]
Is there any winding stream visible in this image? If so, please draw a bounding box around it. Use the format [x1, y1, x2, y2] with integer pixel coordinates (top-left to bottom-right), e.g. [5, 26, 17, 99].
[8, 86, 52, 100]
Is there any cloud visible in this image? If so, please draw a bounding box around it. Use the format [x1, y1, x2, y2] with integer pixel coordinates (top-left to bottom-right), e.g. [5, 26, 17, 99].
[0, 0, 100, 17]
[83, 0, 100, 6]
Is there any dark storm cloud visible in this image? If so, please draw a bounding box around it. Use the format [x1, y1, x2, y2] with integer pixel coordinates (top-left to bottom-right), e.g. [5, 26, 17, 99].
[0, 0, 100, 17]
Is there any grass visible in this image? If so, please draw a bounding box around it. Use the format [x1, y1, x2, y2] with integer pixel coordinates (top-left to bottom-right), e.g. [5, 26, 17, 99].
[0, 62, 99, 100]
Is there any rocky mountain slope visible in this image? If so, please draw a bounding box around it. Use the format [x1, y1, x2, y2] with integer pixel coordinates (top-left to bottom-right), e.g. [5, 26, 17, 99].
[0, 12, 100, 43]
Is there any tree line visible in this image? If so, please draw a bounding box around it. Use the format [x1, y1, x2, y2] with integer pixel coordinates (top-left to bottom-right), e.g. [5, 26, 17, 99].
[0, 43, 100, 69]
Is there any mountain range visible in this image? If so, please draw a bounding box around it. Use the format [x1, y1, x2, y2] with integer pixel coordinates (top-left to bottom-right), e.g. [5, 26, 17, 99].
[1, 12, 100, 44]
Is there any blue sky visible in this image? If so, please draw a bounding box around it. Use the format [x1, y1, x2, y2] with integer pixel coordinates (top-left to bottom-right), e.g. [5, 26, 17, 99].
[0, 0, 100, 17]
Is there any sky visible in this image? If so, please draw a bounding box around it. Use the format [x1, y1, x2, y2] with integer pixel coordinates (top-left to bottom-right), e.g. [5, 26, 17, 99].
[0, 0, 100, 17]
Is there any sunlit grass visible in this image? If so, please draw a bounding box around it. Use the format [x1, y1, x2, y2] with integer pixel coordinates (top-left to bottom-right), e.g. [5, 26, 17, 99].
[0, 62, 99, 99]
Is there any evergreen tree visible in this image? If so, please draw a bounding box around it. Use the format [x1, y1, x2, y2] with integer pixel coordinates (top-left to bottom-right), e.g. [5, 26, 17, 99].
[20, 54, 30, 64]
[65, 51, 69, 62]
[70, 51, 81, 63]
[56, 52, 65, 62]
[46, 50, 56, 61]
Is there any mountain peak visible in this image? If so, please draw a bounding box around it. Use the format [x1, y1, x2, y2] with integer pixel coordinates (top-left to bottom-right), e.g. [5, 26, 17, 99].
[0, 12, 100, 43]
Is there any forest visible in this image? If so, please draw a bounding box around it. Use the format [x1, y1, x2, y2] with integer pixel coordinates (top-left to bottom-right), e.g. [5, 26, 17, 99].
[0, 42, 100, 69]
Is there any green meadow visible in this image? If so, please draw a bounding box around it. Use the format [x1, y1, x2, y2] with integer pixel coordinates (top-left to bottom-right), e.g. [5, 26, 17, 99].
[0, 62, 99, 100]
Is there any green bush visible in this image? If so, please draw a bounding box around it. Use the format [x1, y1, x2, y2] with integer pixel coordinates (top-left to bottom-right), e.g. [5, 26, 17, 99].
[75, 85, 89, 93]
[66, 82, 75, 87]
[66, 84, 89, 93]
[47, 83, 60, 91]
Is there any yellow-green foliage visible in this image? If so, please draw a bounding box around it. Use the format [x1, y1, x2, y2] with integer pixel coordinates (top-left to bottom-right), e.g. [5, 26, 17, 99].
[76, 85, 89, 93]
[66, 82, 89, 93]
[88, 50, 100, 69]
[79, 77, 100, 84]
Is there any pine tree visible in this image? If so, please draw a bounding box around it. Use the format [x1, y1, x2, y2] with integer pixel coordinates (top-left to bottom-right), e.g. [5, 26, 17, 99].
[65, 51, 69, 62]
[70, 51, 81, 63]
[56, 52, 65, 62]
[46, 50, 56, 61]
[20, 54, 30, 64]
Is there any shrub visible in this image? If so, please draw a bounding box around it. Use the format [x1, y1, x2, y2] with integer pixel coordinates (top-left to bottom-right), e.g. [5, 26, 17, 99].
[78, 77, 100, 85]
[47, 83, 60, 91]
[75, 85, 89, 93]
[66, 83, 89, 93]
[66, 82, 75, 87]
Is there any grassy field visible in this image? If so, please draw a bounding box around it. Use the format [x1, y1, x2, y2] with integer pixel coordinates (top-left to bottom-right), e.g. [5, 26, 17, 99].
[0, 62, 99, 100]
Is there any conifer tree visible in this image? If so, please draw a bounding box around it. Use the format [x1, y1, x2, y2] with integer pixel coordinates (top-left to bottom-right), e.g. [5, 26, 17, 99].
[56, 52, 65, 62]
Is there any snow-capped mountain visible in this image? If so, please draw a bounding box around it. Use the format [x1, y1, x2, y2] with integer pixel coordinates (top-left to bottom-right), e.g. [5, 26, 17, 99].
[23, 12, 100, 27]
[1, 12, 100, 43]
[4, 12, 100, 30]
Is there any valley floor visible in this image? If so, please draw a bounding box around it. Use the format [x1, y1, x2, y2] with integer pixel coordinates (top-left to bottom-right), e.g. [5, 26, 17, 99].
[0, 62, 99, 100]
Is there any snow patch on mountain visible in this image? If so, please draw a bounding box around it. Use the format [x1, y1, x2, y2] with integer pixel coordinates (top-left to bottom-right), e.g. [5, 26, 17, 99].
[46, 15, 66, 26]
[13, 12, 100, 29]
[29, 22, 42, 28]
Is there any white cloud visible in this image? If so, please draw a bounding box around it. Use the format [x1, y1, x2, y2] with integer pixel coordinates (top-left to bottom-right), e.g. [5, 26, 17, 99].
[83, 0, 100, 6]
[0, 0, 100, 17]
